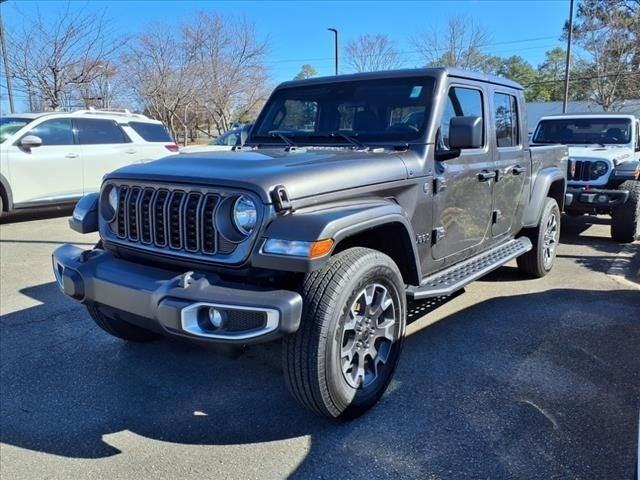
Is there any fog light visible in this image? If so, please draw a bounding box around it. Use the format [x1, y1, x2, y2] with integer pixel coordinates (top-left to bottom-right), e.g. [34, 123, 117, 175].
[197, 307, 225, 331]
[597, 195, 608, 203]
[208, 308, 224, 328]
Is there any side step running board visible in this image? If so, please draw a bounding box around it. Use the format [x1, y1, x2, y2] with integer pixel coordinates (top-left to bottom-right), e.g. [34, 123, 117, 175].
[406, 237, 532, 300]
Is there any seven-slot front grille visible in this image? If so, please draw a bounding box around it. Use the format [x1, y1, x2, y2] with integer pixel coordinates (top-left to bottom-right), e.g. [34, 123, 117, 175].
[112, 184, 236, 257]
[568, 160, 592, 181]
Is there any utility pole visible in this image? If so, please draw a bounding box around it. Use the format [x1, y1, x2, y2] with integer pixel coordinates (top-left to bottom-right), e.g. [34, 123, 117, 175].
[328, 28, 338, 75]
[562, 0, 574, 114]
[0, 0, 15, 113]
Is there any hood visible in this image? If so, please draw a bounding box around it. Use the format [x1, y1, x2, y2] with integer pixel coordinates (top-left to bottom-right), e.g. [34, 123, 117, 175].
[107, 148, 412, 203]
[179, 145, 233, 154]
[567, 145, 635, 165]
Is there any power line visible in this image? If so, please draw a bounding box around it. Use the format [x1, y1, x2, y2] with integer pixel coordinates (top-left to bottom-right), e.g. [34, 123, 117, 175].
[524, 71, 640, 87]
[267, 35, 560, 65]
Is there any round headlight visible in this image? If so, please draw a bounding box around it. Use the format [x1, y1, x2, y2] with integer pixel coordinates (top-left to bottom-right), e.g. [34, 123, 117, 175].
[108, 186, 119, 211]
[101, 185, 118, 222]
[591, 161, 608, 178]
[232, 195, 257, 235]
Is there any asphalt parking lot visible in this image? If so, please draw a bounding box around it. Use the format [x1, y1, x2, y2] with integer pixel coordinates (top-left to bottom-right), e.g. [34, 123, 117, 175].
[0, 212, 638, 480]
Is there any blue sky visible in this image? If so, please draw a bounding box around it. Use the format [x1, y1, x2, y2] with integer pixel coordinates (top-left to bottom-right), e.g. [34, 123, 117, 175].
[1, 0, 572, 112]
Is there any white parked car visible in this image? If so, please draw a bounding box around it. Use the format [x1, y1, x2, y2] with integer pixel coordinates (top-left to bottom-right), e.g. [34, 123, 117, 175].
[0, 109, 178, 216]
[180, 124, 252, 154]
[532, 113, 640, 242]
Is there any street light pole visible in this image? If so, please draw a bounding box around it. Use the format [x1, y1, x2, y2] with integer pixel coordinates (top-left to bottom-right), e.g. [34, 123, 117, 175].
[562, 0, 575, 114]
[0, 0, 15, 113]
[328, 28, 338, 75]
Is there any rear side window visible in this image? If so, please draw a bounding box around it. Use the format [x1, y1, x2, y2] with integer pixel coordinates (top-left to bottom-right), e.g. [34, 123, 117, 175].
[76, 119, 130, 145]
[440, 87, 484, 149]
[27, 118, 74, 146]
[494, 93, 519, 147]
[128, 121, 173, 142]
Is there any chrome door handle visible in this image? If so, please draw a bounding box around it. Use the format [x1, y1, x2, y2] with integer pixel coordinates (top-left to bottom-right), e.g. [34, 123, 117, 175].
[65, 153, 79, 159]
[512, 165, 526, 175]
[478, 171, 495, 182]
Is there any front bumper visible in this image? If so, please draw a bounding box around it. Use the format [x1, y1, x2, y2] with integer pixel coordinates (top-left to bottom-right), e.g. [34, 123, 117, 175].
[52, 244, 303, 344]
[566, 185, 629, 209]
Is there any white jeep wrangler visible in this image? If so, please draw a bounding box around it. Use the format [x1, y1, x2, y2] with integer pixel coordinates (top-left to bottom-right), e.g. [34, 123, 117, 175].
[532, 113, 640, 242]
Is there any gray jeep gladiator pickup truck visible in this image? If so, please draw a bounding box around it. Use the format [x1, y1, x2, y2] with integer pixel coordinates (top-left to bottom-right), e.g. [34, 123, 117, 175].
[53, 68, 568, 418]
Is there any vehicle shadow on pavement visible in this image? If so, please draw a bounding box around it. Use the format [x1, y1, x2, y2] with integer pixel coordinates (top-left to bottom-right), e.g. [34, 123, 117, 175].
[559, 215, 640, 281]
[0, 206, 74, 225]
[1, 282, 638, 479]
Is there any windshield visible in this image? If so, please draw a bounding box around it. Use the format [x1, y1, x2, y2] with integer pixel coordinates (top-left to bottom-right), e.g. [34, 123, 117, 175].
[533, 118, 632, 145]
[0, 117, 32, 143]
[251, 76, 436, 146]
[210, 129, 241, 146]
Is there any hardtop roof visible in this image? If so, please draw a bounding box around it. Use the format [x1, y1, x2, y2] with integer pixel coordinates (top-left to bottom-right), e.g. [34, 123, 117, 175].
[277, 67, 524, 91]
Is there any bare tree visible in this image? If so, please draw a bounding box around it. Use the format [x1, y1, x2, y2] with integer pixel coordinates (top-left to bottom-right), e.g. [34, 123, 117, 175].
[120, 24, 201, 142]
[344, 34, 401, 72]
[7, 2, 125, 110]
[121, 12, 269, 144]
[184, 13, 270, 134]
[413, 15, 494, 71]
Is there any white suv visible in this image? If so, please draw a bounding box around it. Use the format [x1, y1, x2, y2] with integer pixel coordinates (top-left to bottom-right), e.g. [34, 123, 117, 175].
[0, 109, 178, 216]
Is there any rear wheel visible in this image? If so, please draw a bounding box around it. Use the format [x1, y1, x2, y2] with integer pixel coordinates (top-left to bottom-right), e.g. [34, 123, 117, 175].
[611, 180, 640, 243]
[283, 247, 406, 419]
[517, 197, 560, 278]
[86, 303, 162, 342]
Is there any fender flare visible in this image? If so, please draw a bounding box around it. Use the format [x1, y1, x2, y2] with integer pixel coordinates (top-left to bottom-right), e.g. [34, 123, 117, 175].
[0, 173, 13, 212]
[251, 199, 421, 283]
[522, 166, 566, 227]
[611, 160, 640, 183]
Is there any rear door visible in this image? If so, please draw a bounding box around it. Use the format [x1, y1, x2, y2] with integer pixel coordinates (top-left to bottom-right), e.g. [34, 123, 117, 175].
[432, 84, 494, 260]
[8, 118, 83, 204]
[491, 91, 528, 237]
[76, 118, 141, 194]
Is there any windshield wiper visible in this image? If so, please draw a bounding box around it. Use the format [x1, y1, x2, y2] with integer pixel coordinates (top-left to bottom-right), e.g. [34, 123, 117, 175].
[268, 130, 298, 148]
[326, 131, 367, 150]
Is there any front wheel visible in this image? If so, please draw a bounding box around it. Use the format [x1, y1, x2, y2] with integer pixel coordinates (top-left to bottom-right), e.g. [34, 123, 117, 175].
[517, 197, 561, 278]
[283, 247, 406, 419]
[611, 180, 640, 243]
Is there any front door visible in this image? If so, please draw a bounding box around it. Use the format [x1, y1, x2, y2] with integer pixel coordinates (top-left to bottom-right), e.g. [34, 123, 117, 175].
[76, 118, 141, 194]
[491, 91, 528, 237]
[432, 85, 494, 260]
[8, 118, 83, 205]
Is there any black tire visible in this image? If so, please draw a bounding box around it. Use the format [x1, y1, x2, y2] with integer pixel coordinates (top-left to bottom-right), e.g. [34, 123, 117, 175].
[517, 197, 561, 278]
[283, 247, 406, 419]
[611, 180, 640, 243]
[86, 303, 161, 342]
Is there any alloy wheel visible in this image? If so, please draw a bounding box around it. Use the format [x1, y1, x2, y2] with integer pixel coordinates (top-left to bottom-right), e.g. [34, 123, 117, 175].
[340, 283, 397, 389]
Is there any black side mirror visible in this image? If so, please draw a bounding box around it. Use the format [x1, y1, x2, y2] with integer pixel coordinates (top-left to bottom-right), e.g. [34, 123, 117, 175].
[449, 116, 483, 150]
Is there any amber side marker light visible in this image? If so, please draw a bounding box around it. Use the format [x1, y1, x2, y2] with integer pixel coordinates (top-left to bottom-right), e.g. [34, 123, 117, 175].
[309, 239, 334, 259]
[262, 238, 335, 258]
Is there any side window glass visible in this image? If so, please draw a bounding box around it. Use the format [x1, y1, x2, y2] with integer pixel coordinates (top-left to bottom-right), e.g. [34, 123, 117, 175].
[439, 87, 483, 149]
[77, 119, 130, 145]
[494, 93, 519, 147]
[27, 119, 74, 146]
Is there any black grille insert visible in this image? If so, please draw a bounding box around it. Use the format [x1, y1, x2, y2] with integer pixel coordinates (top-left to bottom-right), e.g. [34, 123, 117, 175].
[109, 184, 239, 257]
